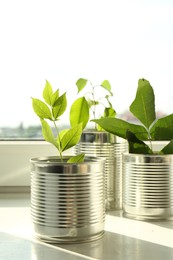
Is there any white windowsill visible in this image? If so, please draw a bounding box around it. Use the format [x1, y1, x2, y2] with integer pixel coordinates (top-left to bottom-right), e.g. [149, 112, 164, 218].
[1, 193, 173, 260]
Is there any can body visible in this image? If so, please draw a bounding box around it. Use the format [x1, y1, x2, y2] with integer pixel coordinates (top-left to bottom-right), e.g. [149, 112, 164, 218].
[30, 156, 105, 243]
[75, 131, 128, 210]
[123, 153, 173, 220]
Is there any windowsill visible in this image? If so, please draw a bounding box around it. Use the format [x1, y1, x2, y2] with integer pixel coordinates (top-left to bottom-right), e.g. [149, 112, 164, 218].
[0, 141, 73, 187]
[1, 193, 173, 260]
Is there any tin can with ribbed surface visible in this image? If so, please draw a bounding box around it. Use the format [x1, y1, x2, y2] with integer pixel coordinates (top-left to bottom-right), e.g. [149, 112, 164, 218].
[75, 131, 128, 211]
[122, 153, 173, 220]
[30, 156, 105, 243]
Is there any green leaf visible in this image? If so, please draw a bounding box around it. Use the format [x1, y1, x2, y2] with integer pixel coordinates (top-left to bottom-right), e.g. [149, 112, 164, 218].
[56, 129, 69, 150]
[43, 80, 53, 106]
[96, 124, 104, 131]
[51, 89, 59, 106]
[60, 123, 83, 152]
[76, 78, 88, 93]
[58, 129, 69, 139]
[67, 154, 85, 163]
[70, 97, 89, 129]
[126, 130, 152, 154]
[130, 78, 156, 129]
[41, 119, 58, 149]
[32, 98, 52, 120]
[52, 93, 67, 119]
[92, 118, 148, 140]
[104, 107, 116, 118]
[150, 114, 173, 140]
[101, 80, 112, 93]
[96, 108, 116, 131]
[160, 139, 173, 154]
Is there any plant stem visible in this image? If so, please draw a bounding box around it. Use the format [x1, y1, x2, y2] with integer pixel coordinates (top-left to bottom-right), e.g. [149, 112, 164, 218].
[91, 86, 96, 119]
[89, 81, 97, 129]
[147, 129, 153, 153]
[53, 120, 63, 162]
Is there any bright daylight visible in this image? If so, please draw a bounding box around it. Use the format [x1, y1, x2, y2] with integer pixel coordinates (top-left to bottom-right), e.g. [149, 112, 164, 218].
[0, 0, 173, 138]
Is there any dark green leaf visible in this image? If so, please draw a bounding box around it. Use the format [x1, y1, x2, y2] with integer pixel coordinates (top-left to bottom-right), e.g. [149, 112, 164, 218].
[67, 154, 85, 163]
[150, 114, 173, 140]
[60, 123, 83, 152]
[32, 98, 52, 120]
[126, 130, 152, 154]
[92, 118, 148, 140]
[43, 80, 53, 106]
[130, 78, 156, 129]
[76, 78, 88, 93]
[53, 93, 67, 119]
[70, 97, 89, 129]
[160, 139, 173, 154]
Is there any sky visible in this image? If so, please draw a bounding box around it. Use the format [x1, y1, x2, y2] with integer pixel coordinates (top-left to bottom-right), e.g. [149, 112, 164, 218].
[0, 0, 173, 127]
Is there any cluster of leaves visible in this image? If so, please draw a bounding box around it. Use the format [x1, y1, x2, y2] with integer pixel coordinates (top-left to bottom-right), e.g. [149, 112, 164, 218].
[70, 78, 116, 130]
[93, 79, 173, 154]
[32, 80, 84, 163]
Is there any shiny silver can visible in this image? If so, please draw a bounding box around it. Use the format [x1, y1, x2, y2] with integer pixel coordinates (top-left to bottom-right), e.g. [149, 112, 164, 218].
[123, 153, 173, 220]
[30, 156, 105, 243]
[75, 131, 128, 211]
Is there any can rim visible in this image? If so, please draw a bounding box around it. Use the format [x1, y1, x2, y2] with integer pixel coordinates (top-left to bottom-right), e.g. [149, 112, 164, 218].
[30, 156, 105, 165]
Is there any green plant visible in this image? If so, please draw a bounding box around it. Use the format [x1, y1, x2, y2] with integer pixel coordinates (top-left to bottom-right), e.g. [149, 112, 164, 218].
[70, 78, 116, 130]
[93, 78, 173, 154]
[32, 80, 84, 162]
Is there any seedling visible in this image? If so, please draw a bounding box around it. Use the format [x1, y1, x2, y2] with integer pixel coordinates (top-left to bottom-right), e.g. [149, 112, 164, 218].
[70, 78, 116, 130]
[93, 78, 173, 154]
[32, 80, 84, 162]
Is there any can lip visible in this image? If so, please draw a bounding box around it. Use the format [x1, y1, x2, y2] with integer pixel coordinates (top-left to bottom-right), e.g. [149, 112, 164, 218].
[123, 152, 173, 157]
[80, 130, 126, 144]
[122, 152, 173, 163]
[30, 156, 105, 165]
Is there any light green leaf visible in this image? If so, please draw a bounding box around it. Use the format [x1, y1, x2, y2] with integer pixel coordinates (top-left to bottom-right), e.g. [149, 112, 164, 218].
[56, 129, 68, 150]
[51, 89, 59, 106]
[43, 80, 53, 106]
[76, 78, 88, 93]
[96, 124, 104, 131]
[52, 93, 67, 119]
[58, 129, 69, 139]
[92, 118, 148, 140]
[32, 98, 52, 120]
[60, 123, 83, 152]
[160, 139, 173, 154]
[101, 80, 112, 93]
[104, 107, 116, 118]
[150, 114, 173, 140]
[67, 154, 85, 163]
[41, 119, 58, 149]
[130, 78, 156, 129]
[70, 97, 89, 129]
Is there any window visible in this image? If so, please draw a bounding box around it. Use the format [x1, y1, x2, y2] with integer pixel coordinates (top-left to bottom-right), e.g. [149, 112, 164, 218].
[1, 0, 173, 188]
[1, 0, 173, 135]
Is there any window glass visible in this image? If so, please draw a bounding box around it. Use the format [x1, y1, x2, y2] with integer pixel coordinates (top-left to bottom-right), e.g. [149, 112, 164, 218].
[0, 0, 173, 138]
